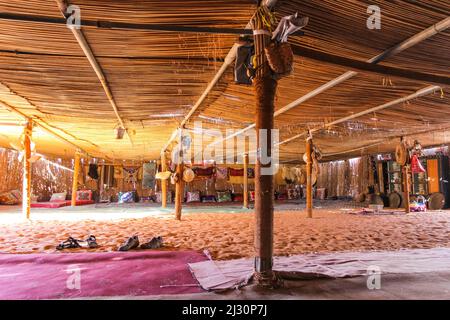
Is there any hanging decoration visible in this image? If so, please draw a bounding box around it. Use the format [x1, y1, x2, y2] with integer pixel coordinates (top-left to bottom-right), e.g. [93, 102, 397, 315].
[142, 162, 157, 189]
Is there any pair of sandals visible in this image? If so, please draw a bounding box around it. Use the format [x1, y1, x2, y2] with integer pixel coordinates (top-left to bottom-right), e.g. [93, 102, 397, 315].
[118, 235, 163, 251]
[56, 235, 98, 250]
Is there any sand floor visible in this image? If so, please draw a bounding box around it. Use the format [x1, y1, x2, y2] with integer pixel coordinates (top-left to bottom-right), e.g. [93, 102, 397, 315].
[0, 202, 449, 260]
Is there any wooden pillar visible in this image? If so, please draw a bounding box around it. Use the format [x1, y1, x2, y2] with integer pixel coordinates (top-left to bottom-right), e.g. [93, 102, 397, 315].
[306, 137, 313, 218]
[22, 120, 33, 219]
[174, 162, 184, 220]
[243, 153, 249, 209]
[403, 165, 411, 213]
[71, 151, 81, 206]
[253, 7, 277, 286]
[161, 153, 167, 208]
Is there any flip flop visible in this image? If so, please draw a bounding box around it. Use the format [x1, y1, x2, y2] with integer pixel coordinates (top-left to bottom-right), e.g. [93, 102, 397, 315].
[86, 235, 99, 248]
[56, 237, 81, 250]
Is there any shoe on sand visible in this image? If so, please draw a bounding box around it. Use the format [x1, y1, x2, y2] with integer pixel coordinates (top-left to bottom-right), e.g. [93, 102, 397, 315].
[56, 237, 81, 250]
[140, 236, 163, 249]
[118, 235, 139, 251]
[86, 235, 99, 249]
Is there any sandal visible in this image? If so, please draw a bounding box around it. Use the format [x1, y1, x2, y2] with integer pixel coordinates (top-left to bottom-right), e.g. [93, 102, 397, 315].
[56, 237, 81, 250]
[86, 235, 98, 249]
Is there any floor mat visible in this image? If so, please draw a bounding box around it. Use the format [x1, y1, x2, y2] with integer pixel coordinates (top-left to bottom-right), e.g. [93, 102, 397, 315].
[189, 248, 450, 291]
[0, 250, 206, 299]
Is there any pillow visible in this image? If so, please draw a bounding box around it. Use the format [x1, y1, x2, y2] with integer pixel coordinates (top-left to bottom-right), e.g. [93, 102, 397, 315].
[50, 192, 67, 202]
[201, 195, 216, 203]
[76, 190, 92, 201]
[249, 191, 256, 202]
[0, 191, 19, 205]
[217, 191, 232, 203]
[186, 191, 201, 203]
[232, 193, 243, 202]
[247, 168, 255, 178]
[118, 191, 136, 204]
[287, 188, 299, 200]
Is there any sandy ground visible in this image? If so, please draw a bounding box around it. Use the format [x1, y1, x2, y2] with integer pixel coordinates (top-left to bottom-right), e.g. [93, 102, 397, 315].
[0, 202, 449, 260]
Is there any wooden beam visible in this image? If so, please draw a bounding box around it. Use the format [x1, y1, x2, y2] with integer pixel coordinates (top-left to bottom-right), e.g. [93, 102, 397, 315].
[306, 137, 313, 218]
[22, 120, 33, 219]
[403, 165, 411, 213]
[71, 151, 81, 206]
[161, 153, 168, 208]
[253, 6, 277, 287]
[0, 12, 303, 37]
[243, 153, 249, 209]
[291, 45, 450, 86]
[54, 0, 134, 147]
[174, 162, 184, 220]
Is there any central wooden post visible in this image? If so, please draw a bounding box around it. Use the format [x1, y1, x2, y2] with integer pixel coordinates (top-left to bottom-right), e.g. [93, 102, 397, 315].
[253, 7, 277, 286]
[174, 162, 184, 220]
[161, 152, 168, 208]
[22, 120, 33, 219]
[243, 153, 249, 209]
[71, 151, 81, 206]
[403, 165, 411, 213]
[306, 137, 313, 218]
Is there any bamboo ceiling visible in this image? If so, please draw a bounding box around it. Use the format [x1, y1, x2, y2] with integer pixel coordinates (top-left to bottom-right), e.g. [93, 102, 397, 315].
[0, 0, 449, 163]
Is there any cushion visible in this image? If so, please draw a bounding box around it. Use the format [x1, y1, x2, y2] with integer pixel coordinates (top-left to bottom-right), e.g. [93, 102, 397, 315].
[0, 191, 20, 205]
[287, 188, 299, 200]
[217, 191, 232, 203]
[118, 191, 136, 204]
[76, 190, 92, 201]
[232, 193, 243, 202]
[249, 191, 256, 201]
[50, 192, 67, 202]
[201, 195, 216, 203]
[247, 168, 255, 178]
[186, 191, 201, 203]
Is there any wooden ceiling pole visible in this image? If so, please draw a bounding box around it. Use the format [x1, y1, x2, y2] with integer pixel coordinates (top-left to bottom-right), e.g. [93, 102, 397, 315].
[22, 120, 33, 219]
[213, 16, 450, 147]
[278, 85, 441, 146]
[54, 0, 134, 147]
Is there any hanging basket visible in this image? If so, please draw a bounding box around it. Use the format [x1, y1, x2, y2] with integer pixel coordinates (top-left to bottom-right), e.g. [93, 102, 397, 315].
[265, 42, 293, 78]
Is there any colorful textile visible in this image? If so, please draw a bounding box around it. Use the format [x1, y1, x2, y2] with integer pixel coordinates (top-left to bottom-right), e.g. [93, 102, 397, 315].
[76, 190, 92, 201]
[216, 167, 228, 180]
[287, 188, 299, 200]
[88, 164, 99, 180]
[186, 191, 201, 203]
[201, 195, 216, 203]
[193, 167, 214, 177]
[0, 190, 21, 205]
[232, 193, 243, 202]
[142, 162, 157, 189]
[155, 191, 172, 203]
[123, 167, 139, 185]
[229, 168, 244, 176]
[247, 168, 255, 178]
[50, 192, 67, 202]
[118, 191, 136, 204]
[217, 191, 232, 203]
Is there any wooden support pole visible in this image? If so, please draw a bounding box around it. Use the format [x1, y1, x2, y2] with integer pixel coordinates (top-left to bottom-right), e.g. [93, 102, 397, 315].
[253, 7, 277, 286]
[71, 151, 81, 206]
[174, 162, 184, 220]
[403, 165, 411, 213]
[22, 120, 33, 219]
[243, 153, 249, 209]
[306, 137, 313, 218]
[161, 153, 168, 208]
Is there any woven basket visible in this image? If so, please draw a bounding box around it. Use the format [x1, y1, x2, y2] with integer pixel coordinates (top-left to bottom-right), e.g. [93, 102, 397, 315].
[265, 42, 293, 77]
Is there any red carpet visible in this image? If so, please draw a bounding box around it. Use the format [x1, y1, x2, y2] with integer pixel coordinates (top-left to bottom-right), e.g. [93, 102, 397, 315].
[0, 250, 207, 299]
